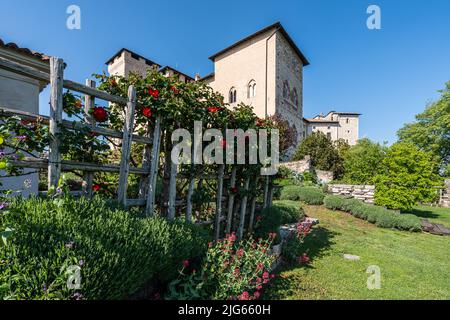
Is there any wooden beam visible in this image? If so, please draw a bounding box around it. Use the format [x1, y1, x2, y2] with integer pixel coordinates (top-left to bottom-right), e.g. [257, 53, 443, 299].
[82, 79, 96, 197]
[0, 107, 152, 145]
[226, 167, 237, 234]
[48, 57, 64, 189]
[0, 57, 127, 105]
[237, 177, 251, 241]
[117, 86, 136, 207]
[145, 116, 162, 216]
[214, 164, 225, 241]
[167, 162, 178, 220]
[12, 158, 148, 175]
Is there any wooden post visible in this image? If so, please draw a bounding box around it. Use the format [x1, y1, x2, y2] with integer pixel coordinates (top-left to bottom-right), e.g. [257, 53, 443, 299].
[145, 115, 162, 216]
[117, 85, 136, 207]
[82, 79, 96, 197]
[48, 57, 64, 190]
[214, 164, 225, 241]
[248, 196, 257, 234]
[248, 177, 259, 234]
[237, 177, 251, 241]
[138, 124, 153, 199]
[268, 178, 274, 207]
[263, 176, 270, 208]
[185, 163, 195, 223]
[167, 161, 178, 220]
[226, 167, 237, 234]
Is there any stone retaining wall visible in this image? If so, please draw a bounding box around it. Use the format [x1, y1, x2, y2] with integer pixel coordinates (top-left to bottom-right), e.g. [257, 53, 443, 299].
[279, 156, 311, 173]
[440, 180, 450, 208]
[328, 184, 375, 204]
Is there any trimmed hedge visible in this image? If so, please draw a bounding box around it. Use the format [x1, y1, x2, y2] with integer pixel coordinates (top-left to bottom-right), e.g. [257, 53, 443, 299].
[280, 186, 325, 205]
[254, 200, 305, 241]
[323, 195, 422, 232]
[0, 196, 209, 300]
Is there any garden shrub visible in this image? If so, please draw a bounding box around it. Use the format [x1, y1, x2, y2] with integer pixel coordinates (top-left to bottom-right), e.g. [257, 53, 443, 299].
[281, 223, 312, 266]
[254, 200, 305, 242]
[280, 186, 325, 205]
[323, 195, 421, 232]
[166, 233, 277, 300]
[0, 196, 208, 300]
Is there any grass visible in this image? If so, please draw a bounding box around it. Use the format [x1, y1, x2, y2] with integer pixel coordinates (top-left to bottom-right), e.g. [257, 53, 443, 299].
[409, 205, 450, 227]
[266, 205, 450, 300]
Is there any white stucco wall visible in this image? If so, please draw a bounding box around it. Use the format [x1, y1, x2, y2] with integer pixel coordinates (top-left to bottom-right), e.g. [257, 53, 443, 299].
[0, 53, 47, 197]
[208, 28, 277, 119]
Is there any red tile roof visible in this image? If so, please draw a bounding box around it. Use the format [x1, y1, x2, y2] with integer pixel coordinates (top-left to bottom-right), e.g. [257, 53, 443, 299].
[0, 38, 50, 62]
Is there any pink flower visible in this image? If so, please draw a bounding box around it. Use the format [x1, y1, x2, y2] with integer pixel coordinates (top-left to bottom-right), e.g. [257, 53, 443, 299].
[236, 249, 244, 258]
[234, 268, 240, 276]
[262, 272, 270, 280]
[183, 260, 189, 268]
[257, 263, 264, 271]
[238, 291, 249, 300]
[253, 291, 261, 299]
[298, 253, 310, 265]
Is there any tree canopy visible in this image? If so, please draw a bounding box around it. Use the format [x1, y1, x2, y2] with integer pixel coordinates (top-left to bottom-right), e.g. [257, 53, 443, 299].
[374, 142, 442, 211]
[342, 138, 387, 184]
[397, 82, 450, 168]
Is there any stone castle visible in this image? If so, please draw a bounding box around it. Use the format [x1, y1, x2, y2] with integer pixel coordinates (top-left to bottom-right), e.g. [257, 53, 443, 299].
[106, 22, 360, 147]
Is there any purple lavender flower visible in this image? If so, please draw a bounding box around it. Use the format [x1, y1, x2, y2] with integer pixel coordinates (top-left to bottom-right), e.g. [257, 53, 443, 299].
[56, 187, 63, 194]
[16, 135, 27, 142]
[72, 292, 84, 300]
[65, 242, 75, 249]
[0, 202, 10, 210]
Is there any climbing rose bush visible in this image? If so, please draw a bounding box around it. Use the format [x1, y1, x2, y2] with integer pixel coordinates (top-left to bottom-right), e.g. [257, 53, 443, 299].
[166, 233, 277, 300]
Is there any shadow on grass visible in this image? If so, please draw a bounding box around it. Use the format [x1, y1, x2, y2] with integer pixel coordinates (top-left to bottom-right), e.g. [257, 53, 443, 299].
[407, 207, 440, 220]
[263, 226, 337, 299]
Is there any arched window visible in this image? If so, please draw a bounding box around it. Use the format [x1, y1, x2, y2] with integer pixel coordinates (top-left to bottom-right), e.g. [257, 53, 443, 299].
[229, 87, 237, 103]
[283, 81, 290, 99]
[248, 80, 256, 98]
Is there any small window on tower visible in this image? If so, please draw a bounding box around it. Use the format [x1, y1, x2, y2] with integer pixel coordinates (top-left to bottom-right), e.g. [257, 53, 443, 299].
[248, 80, 256, 98]
[346, 118, 349, 124]
[229, 87, 237, 103]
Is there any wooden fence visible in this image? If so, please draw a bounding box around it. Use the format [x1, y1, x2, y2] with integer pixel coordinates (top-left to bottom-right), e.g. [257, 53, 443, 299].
[0, 56, 275, 240]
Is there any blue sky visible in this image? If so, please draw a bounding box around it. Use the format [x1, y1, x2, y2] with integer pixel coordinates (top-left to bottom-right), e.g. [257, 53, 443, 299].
[1, 0, 449, 144]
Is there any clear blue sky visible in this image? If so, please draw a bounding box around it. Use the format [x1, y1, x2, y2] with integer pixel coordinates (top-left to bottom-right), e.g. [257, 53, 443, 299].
[1, 0, 449, 144]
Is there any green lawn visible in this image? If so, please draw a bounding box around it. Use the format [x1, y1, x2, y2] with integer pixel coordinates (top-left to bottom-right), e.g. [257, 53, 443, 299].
[410, 205, 450, 228]
[267, 205, 450, 300]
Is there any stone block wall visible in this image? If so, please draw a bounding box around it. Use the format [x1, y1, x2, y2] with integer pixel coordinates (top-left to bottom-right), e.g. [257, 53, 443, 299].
[316, 170, 334, 184]
[440, 180, 450, 208]
[328, 184, 375, 204]
[279, 156, 311, 174]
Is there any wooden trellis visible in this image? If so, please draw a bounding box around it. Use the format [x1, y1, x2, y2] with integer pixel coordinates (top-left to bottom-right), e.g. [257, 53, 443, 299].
[0, 55, 274, 238]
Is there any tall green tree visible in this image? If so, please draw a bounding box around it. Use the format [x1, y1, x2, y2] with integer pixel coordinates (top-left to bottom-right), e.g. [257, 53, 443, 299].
[374, 142, 442, 211]
[293, 132, 344, 178]
[397, 82, 450, 167]
[342, 138, 387, 184]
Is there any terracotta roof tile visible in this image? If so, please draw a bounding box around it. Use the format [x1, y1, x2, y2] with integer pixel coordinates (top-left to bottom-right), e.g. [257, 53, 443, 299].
[0, 38, 50, 62]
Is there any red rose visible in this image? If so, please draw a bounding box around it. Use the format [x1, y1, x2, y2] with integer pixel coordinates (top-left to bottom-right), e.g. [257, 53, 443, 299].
[148, 87, 159, 98]
[171, 86, 179, 94]
[92, 185, 101, 192]
[256, 119, 264, 127]
[207, 106, 220, 113]
[142, 107, 152, 118]
[92, 107, 108, 122]
[298, 253, 310, 265]
[221, 139, 227, 149]
[75, 100, 83, 109]
[182, 260, 189, 268]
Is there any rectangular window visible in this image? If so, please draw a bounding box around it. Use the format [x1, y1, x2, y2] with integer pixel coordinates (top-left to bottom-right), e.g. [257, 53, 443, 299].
[327, 132, 332, 139]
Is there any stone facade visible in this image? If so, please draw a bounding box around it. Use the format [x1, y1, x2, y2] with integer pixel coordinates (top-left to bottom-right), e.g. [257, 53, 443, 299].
[440, 180, 450, 208]
[279, 156, 311, 173]
[328, 184, 375, 204]
[316, 170, 334, 184]
[304, 111, 360, 145]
